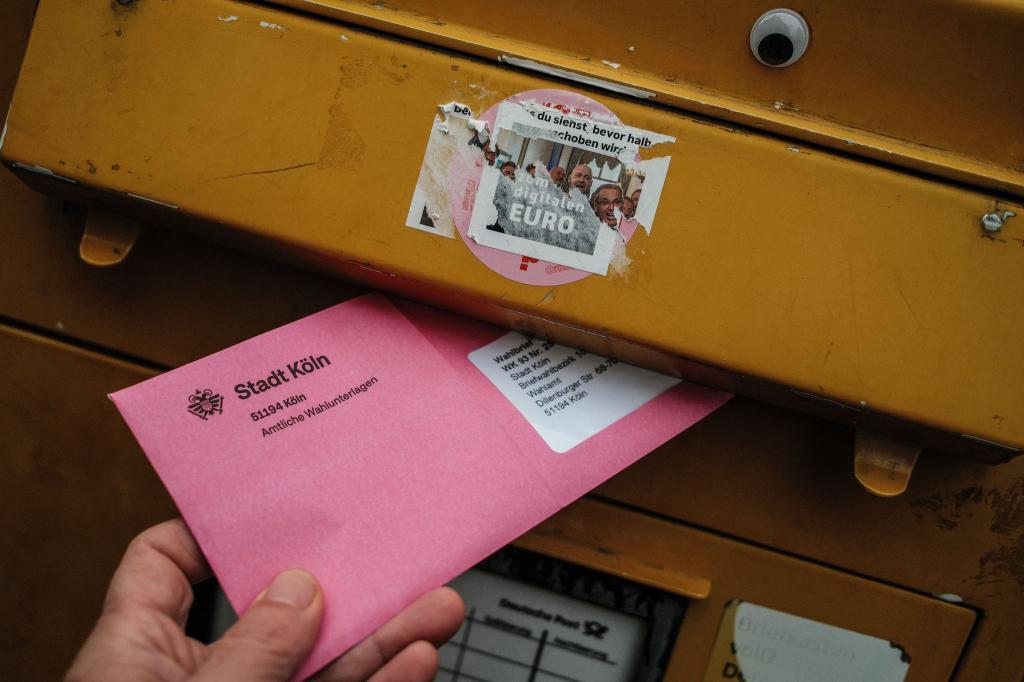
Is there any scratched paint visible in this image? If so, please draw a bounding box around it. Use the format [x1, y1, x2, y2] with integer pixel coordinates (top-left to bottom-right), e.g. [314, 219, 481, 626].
[127, 192, 179, 209]
[973, 481, 1024, 589]
[911, 483, 1024, 590]
[910, 486, 984, 531]
[11, 162, 77, 183]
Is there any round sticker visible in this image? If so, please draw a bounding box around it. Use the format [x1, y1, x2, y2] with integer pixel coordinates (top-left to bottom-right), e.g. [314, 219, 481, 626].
[448, 89, 641, 286]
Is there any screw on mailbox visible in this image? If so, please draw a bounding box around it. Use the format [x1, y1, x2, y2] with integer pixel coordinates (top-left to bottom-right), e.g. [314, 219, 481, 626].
[981, 210, 1016, 234]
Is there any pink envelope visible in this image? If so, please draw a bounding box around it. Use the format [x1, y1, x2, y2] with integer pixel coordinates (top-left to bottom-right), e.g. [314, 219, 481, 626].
[110, 293, 729, 679]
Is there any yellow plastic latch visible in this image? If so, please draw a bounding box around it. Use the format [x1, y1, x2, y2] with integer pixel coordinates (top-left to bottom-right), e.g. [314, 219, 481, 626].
[79, 208, 142, 266]
[854, 430, 922, 498]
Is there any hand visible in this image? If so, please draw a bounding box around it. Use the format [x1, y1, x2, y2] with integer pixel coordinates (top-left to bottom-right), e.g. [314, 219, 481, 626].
[66, 519, 464, 681]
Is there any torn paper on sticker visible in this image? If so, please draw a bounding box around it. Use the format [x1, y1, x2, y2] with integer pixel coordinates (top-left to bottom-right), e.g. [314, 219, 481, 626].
[405, 102, 490, 238]
[464, 99, 674, 275]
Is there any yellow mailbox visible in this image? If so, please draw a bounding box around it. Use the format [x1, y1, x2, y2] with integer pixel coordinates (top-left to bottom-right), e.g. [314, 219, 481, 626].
[2, 1, 1022, 680]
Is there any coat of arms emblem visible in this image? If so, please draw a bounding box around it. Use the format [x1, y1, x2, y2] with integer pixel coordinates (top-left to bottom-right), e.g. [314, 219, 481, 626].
[187, 389, 224, 420]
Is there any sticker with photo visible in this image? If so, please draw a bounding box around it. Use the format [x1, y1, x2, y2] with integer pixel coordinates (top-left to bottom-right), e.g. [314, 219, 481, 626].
[465, 95, 675, 275]
[407, 89, 674, 285]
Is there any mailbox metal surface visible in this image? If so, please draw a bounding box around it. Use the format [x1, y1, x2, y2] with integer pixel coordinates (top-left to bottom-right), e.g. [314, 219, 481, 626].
[3, 0, 1021, 463]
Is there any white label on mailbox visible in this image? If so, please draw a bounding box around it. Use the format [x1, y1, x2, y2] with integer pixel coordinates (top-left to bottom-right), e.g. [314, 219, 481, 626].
[723, 601, 911, 682]
[439, 569, 648, 682]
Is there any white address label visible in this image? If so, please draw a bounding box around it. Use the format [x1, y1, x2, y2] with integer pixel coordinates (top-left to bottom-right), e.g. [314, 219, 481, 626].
[469, 332, 680, 453]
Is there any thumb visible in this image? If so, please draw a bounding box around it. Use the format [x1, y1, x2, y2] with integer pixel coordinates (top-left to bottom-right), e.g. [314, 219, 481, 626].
[194, 569, 324, 682]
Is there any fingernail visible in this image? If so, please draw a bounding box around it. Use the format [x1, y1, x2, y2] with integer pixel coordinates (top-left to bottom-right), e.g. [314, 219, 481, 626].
[262, 569, 318, 609]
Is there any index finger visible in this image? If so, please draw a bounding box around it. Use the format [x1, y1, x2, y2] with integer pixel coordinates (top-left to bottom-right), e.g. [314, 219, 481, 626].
[312, 587, 464, 682]
[104, 518, 212, 626]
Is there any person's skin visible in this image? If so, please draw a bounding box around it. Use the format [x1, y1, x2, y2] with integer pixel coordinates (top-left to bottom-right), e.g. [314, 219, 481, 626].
[549, 166, 566, 187]
[569, 164, 593, 196]
[500, 162, 517, 180]
[630, 188, 641, 209]
[65, 519, 464, 682]
[623, 197, 635, 219]
[591, 185, 624, 226]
